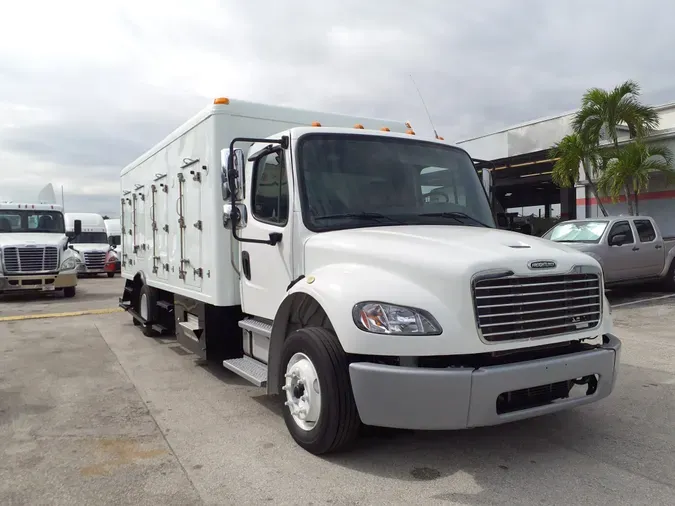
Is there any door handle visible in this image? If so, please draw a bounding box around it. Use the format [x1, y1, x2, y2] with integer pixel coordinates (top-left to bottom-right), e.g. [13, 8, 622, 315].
[655, 244, 663, 249]
[632, 246, 640, 251]
[241, 251, 251, 280]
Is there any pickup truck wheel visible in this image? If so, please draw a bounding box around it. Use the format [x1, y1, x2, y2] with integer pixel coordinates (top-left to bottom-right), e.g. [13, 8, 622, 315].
[107, 272, 115, 278]
[280, 327, 360, 455]
[137, 284, 158, 337]
[63, 286, 76, 298]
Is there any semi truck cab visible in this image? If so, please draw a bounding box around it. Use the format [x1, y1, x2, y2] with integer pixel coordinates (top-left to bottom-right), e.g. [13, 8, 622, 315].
[0, 201, 82, 297]
[65, 213, 110, 276]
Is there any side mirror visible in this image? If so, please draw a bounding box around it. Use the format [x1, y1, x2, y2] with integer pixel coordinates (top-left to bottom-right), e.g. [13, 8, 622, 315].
[496, 213, 508, 228]
[221, 148, 245, 200]
[609, 233, 626, 246]
[74, 219, 82, 236]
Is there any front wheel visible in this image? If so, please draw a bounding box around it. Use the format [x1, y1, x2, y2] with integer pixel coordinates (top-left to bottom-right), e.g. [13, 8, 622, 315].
[63, 286, 76, 298]
[280, 327, 360, 455]
[107, 272, 115, 278]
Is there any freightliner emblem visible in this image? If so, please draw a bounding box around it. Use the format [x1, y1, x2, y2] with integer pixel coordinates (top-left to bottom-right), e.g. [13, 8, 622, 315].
[528, 260, 557, 270]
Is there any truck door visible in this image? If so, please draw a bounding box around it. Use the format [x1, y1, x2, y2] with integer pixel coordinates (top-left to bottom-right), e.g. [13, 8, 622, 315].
[632, 218, 664, 278]
[178, 167, 203, 290]
[152, 179, 170, 280]
[604, 220, 641, 282]
[238, 144, 293, 319]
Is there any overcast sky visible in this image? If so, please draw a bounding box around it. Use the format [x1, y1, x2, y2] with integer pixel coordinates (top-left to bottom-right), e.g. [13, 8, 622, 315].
[2, 0, 675, 217]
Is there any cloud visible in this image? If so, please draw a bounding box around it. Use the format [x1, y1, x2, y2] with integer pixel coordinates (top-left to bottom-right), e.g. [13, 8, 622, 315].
[2, 0, 675, 214]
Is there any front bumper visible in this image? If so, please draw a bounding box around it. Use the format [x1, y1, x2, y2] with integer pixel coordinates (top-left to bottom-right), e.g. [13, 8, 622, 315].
[0, 272, 78, 293]
[77, 264, 105, 274]
[349, 333, 621, 430]
[104, 260, 121, 273]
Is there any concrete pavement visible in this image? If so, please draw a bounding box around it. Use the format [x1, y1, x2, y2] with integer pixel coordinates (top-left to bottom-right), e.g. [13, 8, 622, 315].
[1, 278, 674, 505]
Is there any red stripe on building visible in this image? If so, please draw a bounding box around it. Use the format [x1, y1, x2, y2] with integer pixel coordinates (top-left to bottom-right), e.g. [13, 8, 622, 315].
[576, 189, 675, 206]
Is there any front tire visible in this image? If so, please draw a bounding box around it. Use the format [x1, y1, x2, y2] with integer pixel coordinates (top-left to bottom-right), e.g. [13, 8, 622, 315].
[280, 327, 360, 455]
[107, 272, 115, 278]
[63, 286, 76, 298]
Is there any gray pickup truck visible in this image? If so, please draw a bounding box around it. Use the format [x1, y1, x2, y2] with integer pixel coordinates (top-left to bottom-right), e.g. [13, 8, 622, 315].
[542, 215, 675, 290]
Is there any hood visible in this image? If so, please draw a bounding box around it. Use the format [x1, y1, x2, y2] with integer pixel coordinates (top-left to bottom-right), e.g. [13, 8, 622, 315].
[70, 243, 110, 253]
[0, 232, 67, 248]
[304, 225, 599, 276]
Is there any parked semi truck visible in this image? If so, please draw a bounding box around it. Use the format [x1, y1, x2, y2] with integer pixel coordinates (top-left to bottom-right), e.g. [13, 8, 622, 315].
[65, 213, 110, 276]
[0, 185, 82, 296]
[119, 97, 621, 455]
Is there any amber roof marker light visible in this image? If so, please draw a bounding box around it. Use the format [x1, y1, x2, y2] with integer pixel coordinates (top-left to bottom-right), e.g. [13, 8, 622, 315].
[213, 97, 230, 105]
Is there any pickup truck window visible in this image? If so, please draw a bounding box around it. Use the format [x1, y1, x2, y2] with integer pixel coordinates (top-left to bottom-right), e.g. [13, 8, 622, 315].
[296, 133, 495, 232]
[608, 221, 634, 244]
[634, 219, 657, 242]
[0, 210, 65, 234]
[544, 220, 608, 243]
[251, 151, 289, 226]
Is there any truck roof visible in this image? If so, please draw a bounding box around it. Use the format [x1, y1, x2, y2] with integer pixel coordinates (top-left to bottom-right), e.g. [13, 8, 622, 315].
[121, 97, 414, 176]
[0, 202, 63, 212]
[64, 212, 106, 229]
[562, 216, 654, 222]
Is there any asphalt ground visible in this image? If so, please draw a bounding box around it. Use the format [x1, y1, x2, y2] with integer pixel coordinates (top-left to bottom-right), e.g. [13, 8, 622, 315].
[1, 277, 674, 505]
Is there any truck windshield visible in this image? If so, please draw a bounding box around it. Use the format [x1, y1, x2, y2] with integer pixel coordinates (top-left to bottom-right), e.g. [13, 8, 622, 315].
[543, 221, 609, 243]
[71, 232, 108, 244]
[0, 210, 65, 233]
[296, 134, 495, 231]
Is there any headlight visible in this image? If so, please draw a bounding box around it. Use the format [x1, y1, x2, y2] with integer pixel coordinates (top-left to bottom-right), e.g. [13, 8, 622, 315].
[352, 302, 442, 335]
[60, 257, 79, 271]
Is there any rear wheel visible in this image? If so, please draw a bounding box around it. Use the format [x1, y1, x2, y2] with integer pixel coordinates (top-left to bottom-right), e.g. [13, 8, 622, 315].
[280, 327, 360, 455]
[136, 284, 158, 337]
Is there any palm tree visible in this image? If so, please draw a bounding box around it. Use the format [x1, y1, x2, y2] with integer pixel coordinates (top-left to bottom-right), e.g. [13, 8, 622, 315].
[597, 142, 674, 215]
[572, 80, 660, 151]
[549, 133, 609, 216]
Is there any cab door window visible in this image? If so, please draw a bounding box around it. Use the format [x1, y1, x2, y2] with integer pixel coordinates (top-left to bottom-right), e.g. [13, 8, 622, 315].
[251, 151, 289, 226]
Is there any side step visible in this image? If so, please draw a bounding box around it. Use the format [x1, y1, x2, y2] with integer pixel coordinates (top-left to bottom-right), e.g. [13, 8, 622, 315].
[239, 317, 272, 337]
[178, 319, 203, 342]
[222, 356, 268, 387]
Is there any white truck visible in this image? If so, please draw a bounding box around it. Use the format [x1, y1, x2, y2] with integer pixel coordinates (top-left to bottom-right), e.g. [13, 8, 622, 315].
[104, 218, 122, 277]
[1, 185, 82, 297]
[119, 97, 621, 455]
[64, 212, 111, 277]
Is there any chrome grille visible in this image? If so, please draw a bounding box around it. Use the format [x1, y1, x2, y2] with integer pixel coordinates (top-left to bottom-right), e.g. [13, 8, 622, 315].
[2, 246, 59, 273]
[84, 251, 106, 270]
[472, 272, 602, 342]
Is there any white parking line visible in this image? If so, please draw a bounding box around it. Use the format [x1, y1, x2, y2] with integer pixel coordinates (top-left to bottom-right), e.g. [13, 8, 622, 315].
[611, 293, 675, 308]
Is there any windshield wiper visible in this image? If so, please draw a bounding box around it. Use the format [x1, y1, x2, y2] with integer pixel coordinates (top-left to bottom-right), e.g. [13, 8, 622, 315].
[418, 211, 491, 228]
[315, 212, 404, 224]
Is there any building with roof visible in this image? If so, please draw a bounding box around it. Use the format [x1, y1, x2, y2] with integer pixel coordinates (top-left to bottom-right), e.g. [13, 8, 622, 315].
[457, 102, 675, 237]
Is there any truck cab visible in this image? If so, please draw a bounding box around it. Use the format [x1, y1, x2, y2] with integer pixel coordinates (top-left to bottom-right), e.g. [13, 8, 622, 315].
[0, 201, 82, 297]
[119, 98, 621, 455]
[64, 213, 110, 276]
